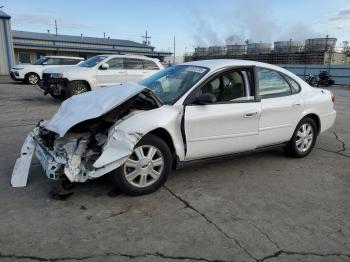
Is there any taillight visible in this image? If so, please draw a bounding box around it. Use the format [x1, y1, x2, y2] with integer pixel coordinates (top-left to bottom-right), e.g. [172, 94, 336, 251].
[331, 94, 335, 103]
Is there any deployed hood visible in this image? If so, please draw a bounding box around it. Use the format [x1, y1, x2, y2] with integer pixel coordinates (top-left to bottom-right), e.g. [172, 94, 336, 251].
[43, 66, 88, 74]
[46, 83, 146, 137]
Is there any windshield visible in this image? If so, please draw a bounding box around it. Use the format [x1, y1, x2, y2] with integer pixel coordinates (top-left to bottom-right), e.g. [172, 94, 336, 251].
[79, 56, 107, 68]
[139, 65, 209, 104]
[34, 57, 47, 65]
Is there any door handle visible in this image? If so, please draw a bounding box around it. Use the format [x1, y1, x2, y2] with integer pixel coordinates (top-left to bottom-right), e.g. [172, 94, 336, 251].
[243, 112, 258, 118]
[292, 103, 301, 108]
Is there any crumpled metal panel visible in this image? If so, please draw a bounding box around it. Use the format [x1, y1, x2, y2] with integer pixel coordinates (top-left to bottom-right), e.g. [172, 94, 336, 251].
[46, 82, 145, 137]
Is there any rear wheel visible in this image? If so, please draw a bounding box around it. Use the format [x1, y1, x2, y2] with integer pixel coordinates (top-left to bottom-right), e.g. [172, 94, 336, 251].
[26, 73, 39, 85]
[284, 117, 317, 158]
[65, 81, 89, 98]
[110, 134, 172, 196]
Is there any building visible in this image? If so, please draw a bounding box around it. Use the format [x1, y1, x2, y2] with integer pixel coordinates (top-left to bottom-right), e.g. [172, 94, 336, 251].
[12, 30, 172, 64]
[0, 10, 14, 75]
[0, 10, 171, 74]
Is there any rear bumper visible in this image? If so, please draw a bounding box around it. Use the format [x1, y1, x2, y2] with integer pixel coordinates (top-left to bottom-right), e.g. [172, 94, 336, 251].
[320, 110, 336, 133]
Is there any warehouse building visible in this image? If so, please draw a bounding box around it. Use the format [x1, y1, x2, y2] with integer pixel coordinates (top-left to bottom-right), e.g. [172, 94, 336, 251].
[0, 10, 171, 74]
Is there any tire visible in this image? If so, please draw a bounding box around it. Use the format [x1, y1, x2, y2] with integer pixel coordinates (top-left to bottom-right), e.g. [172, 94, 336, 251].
[26, 73, 40, 85]
[50, 93, 65, 99]
[110, 134, 172, 196]
[284, 117, 318, 158]
[65, 81, 89, 98]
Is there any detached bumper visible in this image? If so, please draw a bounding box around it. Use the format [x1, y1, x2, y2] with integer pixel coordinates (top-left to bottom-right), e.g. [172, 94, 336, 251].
[11, 128, 64, 187]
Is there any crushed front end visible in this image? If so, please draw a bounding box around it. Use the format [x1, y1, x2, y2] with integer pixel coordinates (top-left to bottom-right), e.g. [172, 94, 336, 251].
[38, 73, 68, 97]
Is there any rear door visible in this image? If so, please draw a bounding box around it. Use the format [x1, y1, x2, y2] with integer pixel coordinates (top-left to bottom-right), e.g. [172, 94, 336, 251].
[125, 58, 148, 83]
[96, 57, 126, 87]
[184, 67, 261, 160]
[256, 67, 304, 147]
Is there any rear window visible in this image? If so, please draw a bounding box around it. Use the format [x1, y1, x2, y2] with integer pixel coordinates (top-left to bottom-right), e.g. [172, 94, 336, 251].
[60, 58, 81, 65]
[125, 58, 143, 69]
[143, 60, 159, 70]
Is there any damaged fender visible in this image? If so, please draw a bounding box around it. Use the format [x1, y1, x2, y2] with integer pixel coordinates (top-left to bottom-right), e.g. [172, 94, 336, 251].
[91, 106, 185, 176]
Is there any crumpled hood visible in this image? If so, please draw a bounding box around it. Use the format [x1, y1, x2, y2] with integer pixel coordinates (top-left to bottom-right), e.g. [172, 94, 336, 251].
[43, 66, 88, 74]
[46, 83, 145, 137]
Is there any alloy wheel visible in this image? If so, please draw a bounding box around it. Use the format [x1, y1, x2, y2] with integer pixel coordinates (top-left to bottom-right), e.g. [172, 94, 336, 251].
[123, 145, 164, 188]
[28, 74, 38, 85]
[296, 123, 314, 152]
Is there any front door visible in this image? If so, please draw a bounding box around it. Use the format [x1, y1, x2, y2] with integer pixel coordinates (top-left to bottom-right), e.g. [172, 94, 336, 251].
[96, 57, 126, 87]
[184, 68, 261, 160]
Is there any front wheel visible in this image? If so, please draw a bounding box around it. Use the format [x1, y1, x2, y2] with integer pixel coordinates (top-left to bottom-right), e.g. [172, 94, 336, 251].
[110, 134, 172, 196]
[26, 73, 40, 85]
[284, 117, 318, 158]
[65, 81, 89, 98]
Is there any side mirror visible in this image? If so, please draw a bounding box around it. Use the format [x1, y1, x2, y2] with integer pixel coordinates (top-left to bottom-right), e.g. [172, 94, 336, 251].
[190, 93, 217, 105]
[99, 63, 109, 70]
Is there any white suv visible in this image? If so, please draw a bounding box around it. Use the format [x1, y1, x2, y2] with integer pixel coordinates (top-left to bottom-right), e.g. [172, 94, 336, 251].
[10, 56, 84, 85]
[40, 54, 164, 99]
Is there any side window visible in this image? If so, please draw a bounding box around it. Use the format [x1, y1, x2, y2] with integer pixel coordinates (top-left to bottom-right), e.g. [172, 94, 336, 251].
[201, 70, 255, 102]
[45, 58, 61, 65]
[106, 58, 123, 69]
[125, 58, 143, 69]
[284, 74, 301, 93]
[143, 60, 159, 70]
[257, 68, 292, 99]
[60, 59, 81, 65]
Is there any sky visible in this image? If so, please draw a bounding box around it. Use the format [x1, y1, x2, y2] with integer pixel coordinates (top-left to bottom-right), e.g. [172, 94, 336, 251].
[1, 0, 350, 55]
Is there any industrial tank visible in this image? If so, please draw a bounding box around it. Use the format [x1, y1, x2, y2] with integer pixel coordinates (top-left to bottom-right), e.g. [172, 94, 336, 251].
[274, 41, 303, 53]
[305, 38, 337, 52]
[247, 43, 272, 54]
[194, 47, 209, 57]
[226, 44, 247, 55]
[208, 46, 227, 56]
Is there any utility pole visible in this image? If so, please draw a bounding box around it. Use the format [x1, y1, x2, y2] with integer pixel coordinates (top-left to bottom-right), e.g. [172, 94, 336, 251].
[142, 30, 151, 45]
[54, 19, 58, 35]
[173, 35, 175, 65]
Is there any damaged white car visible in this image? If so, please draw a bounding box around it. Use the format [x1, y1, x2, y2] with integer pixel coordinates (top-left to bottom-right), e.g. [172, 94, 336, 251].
[12, 60, 336, 195]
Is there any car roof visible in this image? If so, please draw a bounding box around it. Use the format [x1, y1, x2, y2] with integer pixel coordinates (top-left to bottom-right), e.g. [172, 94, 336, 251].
[97, 54, 159, 61]
[179, 59, 290, 73]
[45, 56, 84, 60]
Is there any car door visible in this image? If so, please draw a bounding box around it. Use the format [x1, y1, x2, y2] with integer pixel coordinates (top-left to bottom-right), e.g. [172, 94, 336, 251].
[125, 58, 147, 83]
[96, 57, 126, 87]
[184, 67, 261, 160]
[256, 67, 304, 147]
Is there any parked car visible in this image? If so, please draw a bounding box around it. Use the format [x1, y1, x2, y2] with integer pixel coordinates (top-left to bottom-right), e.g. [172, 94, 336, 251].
[39, 54, 164, 99]
[12, 60, 336, 196]
[10, 56, 84, 85]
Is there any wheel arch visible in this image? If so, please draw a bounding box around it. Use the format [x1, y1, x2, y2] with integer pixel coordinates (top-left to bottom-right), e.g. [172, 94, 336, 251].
[148, 127, 178, 169]
[301, 113, 321, 134]
[25, 72, 40, 80]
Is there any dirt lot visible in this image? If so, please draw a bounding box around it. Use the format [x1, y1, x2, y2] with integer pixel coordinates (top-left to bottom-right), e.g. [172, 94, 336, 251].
[0, 78, 349, 262]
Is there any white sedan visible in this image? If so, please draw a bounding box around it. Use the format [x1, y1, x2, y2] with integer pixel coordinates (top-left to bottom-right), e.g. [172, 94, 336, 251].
[12, 60, 336, 196]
